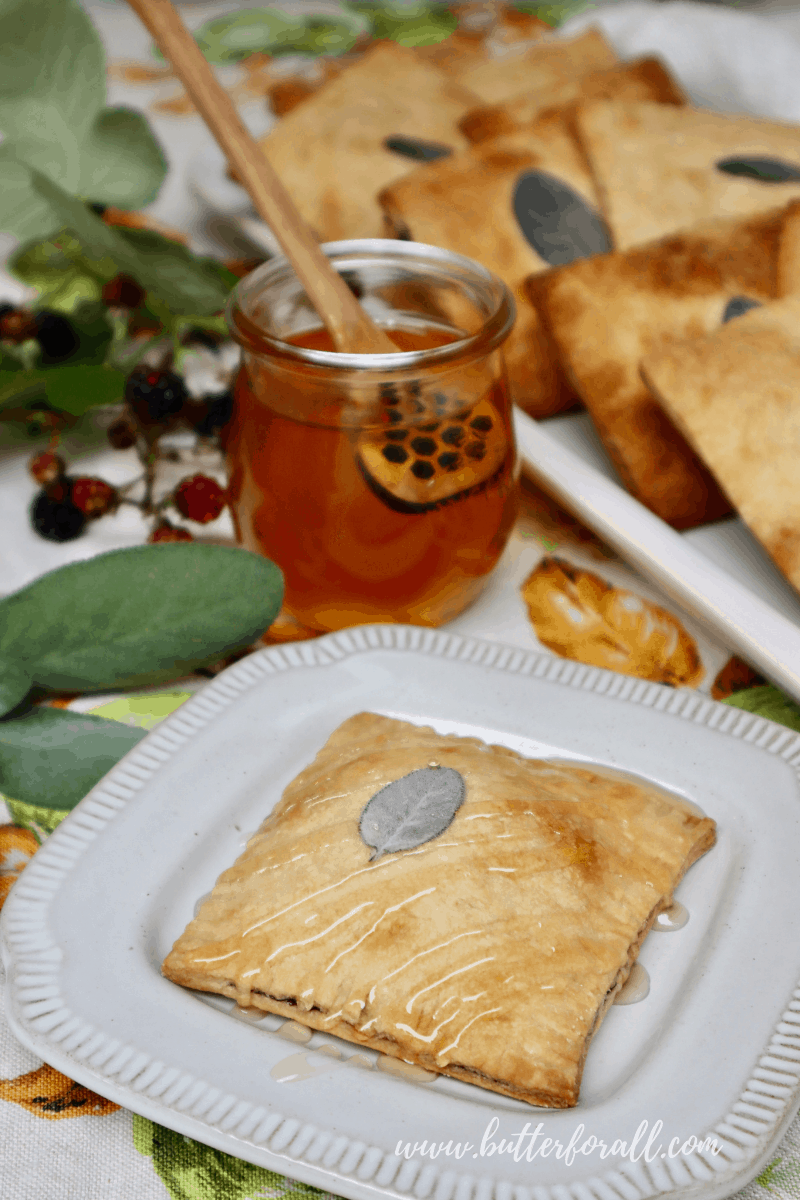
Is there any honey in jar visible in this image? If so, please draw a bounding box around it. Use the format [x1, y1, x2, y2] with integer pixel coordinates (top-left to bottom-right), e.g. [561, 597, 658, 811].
[225, 241, 518, 640]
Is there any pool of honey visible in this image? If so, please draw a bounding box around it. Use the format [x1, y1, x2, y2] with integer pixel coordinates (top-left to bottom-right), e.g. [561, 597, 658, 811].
[226, 326, 518, 639]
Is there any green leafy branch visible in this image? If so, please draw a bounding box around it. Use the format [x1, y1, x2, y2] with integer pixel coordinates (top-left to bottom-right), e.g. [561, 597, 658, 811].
[0, 545, 283, 813]
[0, 0, 240, 424]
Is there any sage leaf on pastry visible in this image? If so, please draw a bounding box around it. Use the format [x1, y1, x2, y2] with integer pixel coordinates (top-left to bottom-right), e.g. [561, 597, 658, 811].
[383, 135, 453, 162]
[716, 156, 800, 183]
[359, 765, 465, 859]
[512, 169, 612, 266]
[722, 295, 762, 323]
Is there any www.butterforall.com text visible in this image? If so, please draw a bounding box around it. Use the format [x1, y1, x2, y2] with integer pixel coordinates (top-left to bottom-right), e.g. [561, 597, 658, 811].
[396, 1118, 721, 1167]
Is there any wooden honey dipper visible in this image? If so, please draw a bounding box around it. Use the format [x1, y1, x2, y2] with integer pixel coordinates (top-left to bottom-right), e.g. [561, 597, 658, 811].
[125, 0, 398, 355]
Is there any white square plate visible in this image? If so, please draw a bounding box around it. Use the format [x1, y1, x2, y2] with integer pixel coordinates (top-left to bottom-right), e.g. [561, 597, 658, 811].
[4, 626, 800, 1200]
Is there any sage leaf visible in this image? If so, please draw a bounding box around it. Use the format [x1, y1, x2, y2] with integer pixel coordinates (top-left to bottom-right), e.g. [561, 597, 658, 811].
[513, 170, 612, 266]
[20, 175, 232, 317]
[383, 136, 453, 162]
[722, 296, 762, 323]
[0, 365, 124, 418]
[0, 661, 32, 717]
[0, 0, 104, 193]
[77, 108, 167, 210]
[0, 149, 66, 245]
[9, 236, 103, 313]
[359, 2, 457, 47]
[716, 157, 800, 183]
[0, 0, 166, 225]
[359, 766, 465, 860]
[0, 545, 283, 714]
[115, 228, 238, 316]
[0, 707, 145, 811]
[188, 8, 307, 63]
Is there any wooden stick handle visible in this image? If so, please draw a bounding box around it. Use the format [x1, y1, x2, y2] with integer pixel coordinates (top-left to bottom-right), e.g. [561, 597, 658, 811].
[126, 0, 395, 353]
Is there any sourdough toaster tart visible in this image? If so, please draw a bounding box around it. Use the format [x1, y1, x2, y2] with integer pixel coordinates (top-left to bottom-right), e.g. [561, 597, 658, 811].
[162, 713, 716, 1108]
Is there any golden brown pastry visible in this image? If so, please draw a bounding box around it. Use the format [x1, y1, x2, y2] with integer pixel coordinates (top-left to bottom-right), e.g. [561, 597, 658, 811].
[417, 2, 551, 74]
[527, 207, 790, 528]
[642, 294, 800, 594]
[449, 25, 617, 105]
[253, 42, 479, 241]
[460, 55, 685, 144]
[778, 199, 800, 295]
[163, 713, 716, 1109]
[379, 112, 609, 418]
[573, 101, 800, 250]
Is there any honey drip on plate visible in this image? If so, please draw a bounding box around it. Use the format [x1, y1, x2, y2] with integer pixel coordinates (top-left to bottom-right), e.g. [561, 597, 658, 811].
[654, 900, 689, 932]
[613, 962, 649, 1005]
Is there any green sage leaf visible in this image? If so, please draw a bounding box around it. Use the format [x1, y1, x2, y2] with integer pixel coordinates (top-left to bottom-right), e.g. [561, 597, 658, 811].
[0, 545, 283, 711]
[359, 766, 465, 860]
[115, 227, 238, 316]
[0, 0, 166, 235]
[0, 0, 104, 193]
[349, 1, 456, 46]
[0, 661, 33, 716]
[189, 7, 307, 63]
[77, 107, 168, 209]
[5, 174, 232, 317]
[0, 707, 145, 811]
[723, 685, 800, 732]
[0, 364, 124, 417]
[0, 349, 23, 376]
[9, 236, 103, 313]
[0, 149, 66, 245]
[0, 372, 47, 413]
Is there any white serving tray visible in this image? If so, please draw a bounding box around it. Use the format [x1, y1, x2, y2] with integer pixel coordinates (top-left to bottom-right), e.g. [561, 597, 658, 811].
[4, 627, 800, 1200]
[515, 409, 800, 704]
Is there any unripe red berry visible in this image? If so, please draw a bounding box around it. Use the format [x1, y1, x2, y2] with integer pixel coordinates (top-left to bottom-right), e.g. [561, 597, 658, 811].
[0, 307, 38, 343]
[29, 450, 65, 486]
[71, 476, 118, 519]
[173, 473, 227, 524]
[148, 519, 193, 543]
[101, 273, 145, 309]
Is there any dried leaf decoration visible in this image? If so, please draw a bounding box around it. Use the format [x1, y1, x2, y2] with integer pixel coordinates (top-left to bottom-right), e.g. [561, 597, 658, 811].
[521, 558, 703, 687]
[0, 824, 38, 912]
[359, 766, 465, 860]
[0, 1063, 119, 1120]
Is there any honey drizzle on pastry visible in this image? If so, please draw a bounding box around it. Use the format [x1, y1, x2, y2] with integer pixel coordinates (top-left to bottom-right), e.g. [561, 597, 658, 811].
[164, 714, 716, 1108]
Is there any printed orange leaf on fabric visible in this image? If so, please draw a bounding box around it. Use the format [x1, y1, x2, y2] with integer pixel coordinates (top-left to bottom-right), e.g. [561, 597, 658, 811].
[0, 824, 38, 911]
[521, 557, 703, 687]
[0, 1063, 119, 1119]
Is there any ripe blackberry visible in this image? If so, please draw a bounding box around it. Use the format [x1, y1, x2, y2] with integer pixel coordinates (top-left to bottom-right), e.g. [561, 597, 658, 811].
[126, 368, 187, 426]
[34, 310, 79, 363]
[29, 451, 65, 486]
[191, 390, 234, 438]
[173, 474, 227, 524]
[71, 477, 117, 519]
[30, 482, 86, 543]
[149, 519, 193, 544]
